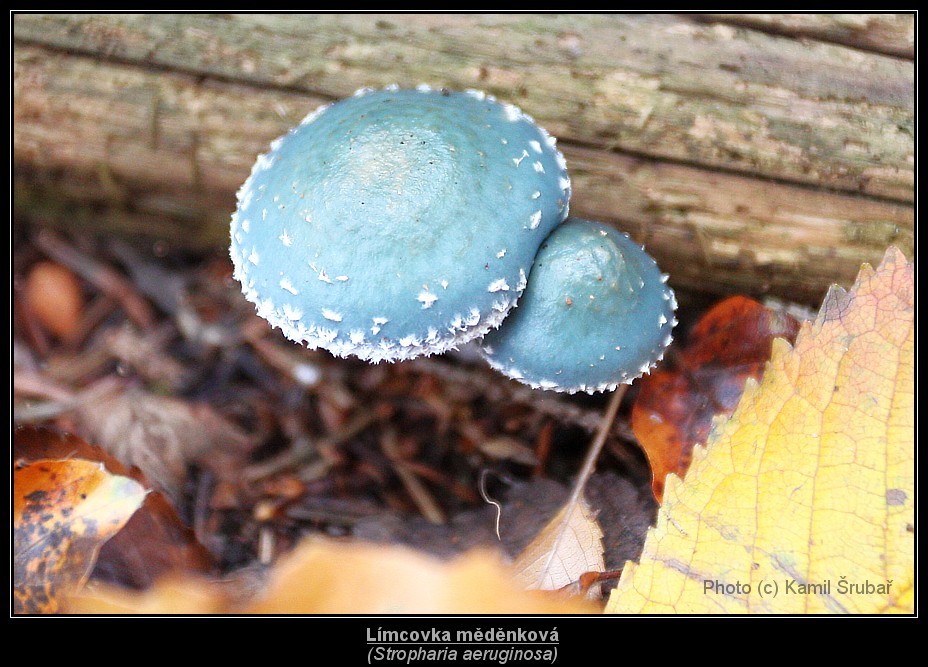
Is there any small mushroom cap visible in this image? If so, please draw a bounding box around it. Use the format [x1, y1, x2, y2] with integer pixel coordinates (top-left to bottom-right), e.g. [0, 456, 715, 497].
[480, 218, 677, 394]
[230, 87, 570, 362]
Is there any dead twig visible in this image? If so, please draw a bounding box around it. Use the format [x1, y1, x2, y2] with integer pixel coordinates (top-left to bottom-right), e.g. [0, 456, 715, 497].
[13, 372, 126, 423]
[532, 420, 555, 478]
[380, 428, 446, 525]
[13, 369, 76, 403]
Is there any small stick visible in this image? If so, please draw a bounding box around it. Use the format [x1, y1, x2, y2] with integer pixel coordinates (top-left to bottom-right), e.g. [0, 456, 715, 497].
[404, 461, 479, 503]
[380, 429, 446, 525]
[257, 526, 275, 566]
[532, 420, 554, 478]
[13, 372, 124, 422]
[13, 369, 76, 403]
[192, 469, 214, 549]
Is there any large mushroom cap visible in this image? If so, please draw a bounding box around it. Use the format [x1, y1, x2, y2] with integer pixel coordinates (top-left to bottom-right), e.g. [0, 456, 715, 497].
[230, 86, 570, 362]
[480, 218, 677, 393]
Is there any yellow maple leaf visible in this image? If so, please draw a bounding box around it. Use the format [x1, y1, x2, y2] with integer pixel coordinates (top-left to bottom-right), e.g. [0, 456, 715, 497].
[607, 247, 914, 614]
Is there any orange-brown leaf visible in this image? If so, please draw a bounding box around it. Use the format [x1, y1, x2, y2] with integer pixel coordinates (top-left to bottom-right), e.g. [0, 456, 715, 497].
[684, 295, 801, 368]
[632, 296, 800, 501]
[94, 491, 215, 590]
[14, 426, 213, 595]
[14, 458, 146, 613]
[14, 424, 126, 472]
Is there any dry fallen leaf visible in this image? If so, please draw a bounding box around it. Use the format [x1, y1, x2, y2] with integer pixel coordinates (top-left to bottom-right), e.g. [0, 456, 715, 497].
[14, 458, 147, 614]
[67, 538, 599, 614]
[607, 248, 914, 613]
[93, 489, 215, 591]
[78, 387, 252, 504]
[14, 425, 214, 594]
[512, 497, 605, 597]
[510, 388, 623, 599]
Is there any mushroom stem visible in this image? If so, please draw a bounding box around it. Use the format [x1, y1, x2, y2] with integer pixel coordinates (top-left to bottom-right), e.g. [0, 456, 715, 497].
[563, 385, 627, 514]
[538, 385, 627, 580]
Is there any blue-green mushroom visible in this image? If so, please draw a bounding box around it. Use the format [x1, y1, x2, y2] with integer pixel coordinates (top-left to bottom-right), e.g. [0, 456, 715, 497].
[480, 218, 677, 394]
[230, 85, 571, 362]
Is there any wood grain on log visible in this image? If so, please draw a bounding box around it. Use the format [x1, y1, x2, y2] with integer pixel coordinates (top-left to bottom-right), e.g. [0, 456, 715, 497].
[696, 13, 915, 59]
[13, 14, 914, 306]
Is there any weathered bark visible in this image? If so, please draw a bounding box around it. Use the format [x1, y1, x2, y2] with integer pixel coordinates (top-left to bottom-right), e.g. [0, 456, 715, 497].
[696, 13, 915, 58]
[13, 14, 915, 306]
[14, 13, 914, 198]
